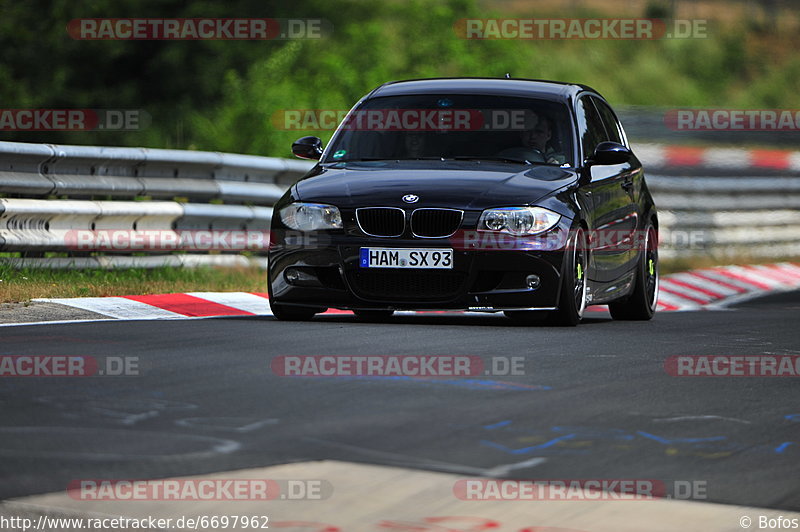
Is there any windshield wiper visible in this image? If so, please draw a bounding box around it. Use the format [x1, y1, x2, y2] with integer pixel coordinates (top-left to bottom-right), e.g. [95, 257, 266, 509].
[327, 157, 397, 162]
[328, 156, 541, 165]
[448, 155, 534, 164]
[390, 156, 536, 164]
[396, 156, 533, 164]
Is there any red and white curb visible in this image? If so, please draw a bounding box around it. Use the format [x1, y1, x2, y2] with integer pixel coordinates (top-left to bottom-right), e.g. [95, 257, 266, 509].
[634, 143, 800, 172]
[656, 262, 800, 311]
[15, 263, 798, 323]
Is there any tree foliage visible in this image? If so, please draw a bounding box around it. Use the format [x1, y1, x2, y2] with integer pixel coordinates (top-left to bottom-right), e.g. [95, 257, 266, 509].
[0, 0, 794, 155]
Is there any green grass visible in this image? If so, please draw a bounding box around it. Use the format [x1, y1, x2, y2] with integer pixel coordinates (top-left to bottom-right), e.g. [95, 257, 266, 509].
[0, 265, 267, 303]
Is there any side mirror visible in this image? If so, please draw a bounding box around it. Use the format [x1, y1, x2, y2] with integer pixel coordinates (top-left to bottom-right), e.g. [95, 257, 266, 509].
[292, 136, 323, 160]
[587, 141, 632, 166]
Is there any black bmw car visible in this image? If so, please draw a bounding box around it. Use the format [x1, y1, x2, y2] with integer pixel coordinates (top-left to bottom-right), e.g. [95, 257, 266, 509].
[268, 78, 658, 326]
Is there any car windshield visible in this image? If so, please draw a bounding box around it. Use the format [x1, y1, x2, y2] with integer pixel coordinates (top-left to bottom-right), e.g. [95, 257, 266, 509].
[323, 94, 574, 166]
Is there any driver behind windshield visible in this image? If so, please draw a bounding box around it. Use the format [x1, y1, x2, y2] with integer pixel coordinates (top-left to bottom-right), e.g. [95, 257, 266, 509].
[499, 112, 566, 165]
[404, 132, 426, 158]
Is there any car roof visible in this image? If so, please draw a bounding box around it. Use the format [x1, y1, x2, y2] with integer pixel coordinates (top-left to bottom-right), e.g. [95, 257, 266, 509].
[368, 77, 600, 102]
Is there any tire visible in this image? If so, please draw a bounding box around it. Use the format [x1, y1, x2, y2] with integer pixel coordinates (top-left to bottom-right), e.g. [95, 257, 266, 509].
[353, 309, 394, 322]
[609, 223, 658, 321]
[547, 227, 588, 327]
[270, 302, 325, 321]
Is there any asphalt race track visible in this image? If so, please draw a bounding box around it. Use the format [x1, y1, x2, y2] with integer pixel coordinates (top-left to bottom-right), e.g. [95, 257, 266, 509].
[1, 291, 798, 512]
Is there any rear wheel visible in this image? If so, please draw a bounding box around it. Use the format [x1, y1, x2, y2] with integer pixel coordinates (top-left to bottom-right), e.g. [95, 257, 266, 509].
[353, 309, 394, 322]
[547, 227, 588, 327]
[270, 302, 326, 321]
[609, 223, 658, 321]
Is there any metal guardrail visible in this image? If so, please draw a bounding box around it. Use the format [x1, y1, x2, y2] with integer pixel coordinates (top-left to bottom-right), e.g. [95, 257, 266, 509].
[0, 140, 798, 266]
[0, 141, 314, 262]
[648, 175, 800, 258]
[0, 140, 309, 199]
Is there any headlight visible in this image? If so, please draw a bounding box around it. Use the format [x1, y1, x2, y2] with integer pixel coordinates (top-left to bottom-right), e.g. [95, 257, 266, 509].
[477, 207, 561, 236]
[280, 203, 342, 231]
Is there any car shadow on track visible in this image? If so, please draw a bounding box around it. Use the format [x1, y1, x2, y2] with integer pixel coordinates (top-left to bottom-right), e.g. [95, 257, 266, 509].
[229, 313, 615, 327]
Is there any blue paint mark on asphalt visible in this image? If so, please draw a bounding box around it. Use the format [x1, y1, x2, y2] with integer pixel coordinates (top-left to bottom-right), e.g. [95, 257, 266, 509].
[484, 420, 513, 430]
[334, 376, 551, 391]
[775, 442, 795, 453]
[636, 431, 728, 445]
[551, 426, 636, 440]
[480, 433, 578, 455]
[473, 419, 799, 458]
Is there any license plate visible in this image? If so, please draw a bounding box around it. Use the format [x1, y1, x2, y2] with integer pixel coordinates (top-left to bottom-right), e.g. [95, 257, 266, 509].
[359, 248, 453, 269]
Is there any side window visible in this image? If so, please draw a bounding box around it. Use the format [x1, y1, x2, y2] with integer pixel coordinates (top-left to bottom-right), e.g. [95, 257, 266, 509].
[591, 97, 624, 145]
[575, 96, 606, 162]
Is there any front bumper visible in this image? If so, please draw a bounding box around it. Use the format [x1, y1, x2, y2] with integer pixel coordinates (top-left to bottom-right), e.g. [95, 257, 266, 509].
[268, 224, 572, 312]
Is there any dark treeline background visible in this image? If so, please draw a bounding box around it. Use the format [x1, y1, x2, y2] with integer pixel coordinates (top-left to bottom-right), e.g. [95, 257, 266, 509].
[1, 0, 797, 157]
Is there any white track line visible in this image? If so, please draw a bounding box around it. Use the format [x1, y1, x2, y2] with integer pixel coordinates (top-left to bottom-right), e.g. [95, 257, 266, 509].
[33, 296, 185, 319]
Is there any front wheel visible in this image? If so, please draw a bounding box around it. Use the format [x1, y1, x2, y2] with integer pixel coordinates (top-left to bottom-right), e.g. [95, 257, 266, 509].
[609, 223, 658, 321]
[548, 227, 588, 327]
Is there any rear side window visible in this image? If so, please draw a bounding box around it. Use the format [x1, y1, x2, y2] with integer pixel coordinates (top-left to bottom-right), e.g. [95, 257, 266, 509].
[591, 97, 624, 145]
[575, 96, 606, 161]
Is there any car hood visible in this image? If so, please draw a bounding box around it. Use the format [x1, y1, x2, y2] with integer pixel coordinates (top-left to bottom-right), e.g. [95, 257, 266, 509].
[294, 161, 578, 210]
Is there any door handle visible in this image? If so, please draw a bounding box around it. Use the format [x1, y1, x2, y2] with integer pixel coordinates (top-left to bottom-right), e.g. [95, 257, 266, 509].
[621, 179, 634, 191]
